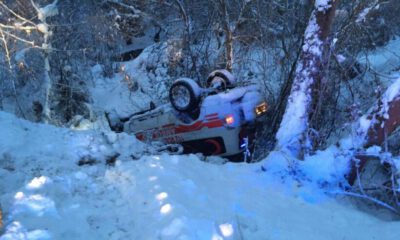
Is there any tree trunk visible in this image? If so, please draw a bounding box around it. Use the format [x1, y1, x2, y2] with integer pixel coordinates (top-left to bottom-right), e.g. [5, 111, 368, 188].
[43, 54, 52, 123]
[365, 96, 400, 148]
[347, 77, 400, 184]
[219, 0, 233, 72]
[275, 0, 339, 158]
[352, 77, 400, 149]
[224, 27, 234, 72]
[32, 0, 59, 123]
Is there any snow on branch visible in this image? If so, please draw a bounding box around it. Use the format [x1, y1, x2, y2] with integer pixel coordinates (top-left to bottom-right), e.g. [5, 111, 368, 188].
[340, 76, 400, 153]
[29, 0, 59, 123]
[102, 0, 141, 15]
[356, 0, 382, 23]
[315, 0, 334, 11]
[37, 0, 59, 22]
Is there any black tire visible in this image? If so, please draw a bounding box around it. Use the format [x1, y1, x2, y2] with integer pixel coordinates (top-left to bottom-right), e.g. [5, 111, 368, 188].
[206, 69, 236, 89]
[169, 79, 201, 112]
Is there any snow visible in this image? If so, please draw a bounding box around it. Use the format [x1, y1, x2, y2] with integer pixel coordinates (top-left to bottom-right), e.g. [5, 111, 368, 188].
[356, 0, 380, 23]
[202, 85, 258, 107]
[37, 0, 59, 22]
[343, 115, 372, 150]
[1, 111, 400, 239]
[315, 0, 333, 12]
[302, 15, 322, 56]
[357, 7, 372, 23]
[382, 76, 400, 105]
[276, 62, 312, 154]
[174, 78, 202, 97]
[276, 6, 327, 155]
[90, 63, 153, 118]
[201, 84, 262, 123]
[394, 157, 400, 175]
[36, 23, 48, 34]
[340, 76, 400, 150]
[377, 76, 400, 124]
[240, 90, 263, 121]
[336, 54, 346, 63]
[316, 0, 330, 6]
[301, 146, 350, 185]
[89, 44, 172, 119]
[208, 69, 236, 86]
[359, 37, 400, 74]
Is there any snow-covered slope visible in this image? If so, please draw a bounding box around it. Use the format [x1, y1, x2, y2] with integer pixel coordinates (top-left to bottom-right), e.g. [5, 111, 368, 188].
[359, 37, 400, 75]
[1, 111, 399, 239]
[89, 44, 172, 119]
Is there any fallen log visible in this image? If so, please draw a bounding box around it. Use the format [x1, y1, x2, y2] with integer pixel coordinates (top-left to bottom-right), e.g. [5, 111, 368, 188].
[347, 77, 400, 184]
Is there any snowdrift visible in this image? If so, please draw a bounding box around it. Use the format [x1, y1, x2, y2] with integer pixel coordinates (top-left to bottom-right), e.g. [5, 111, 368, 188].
[0, 111, 399, 239]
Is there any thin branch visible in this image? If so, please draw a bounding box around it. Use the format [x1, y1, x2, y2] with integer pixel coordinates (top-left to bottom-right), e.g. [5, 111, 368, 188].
[102, 0, 140, 14]
[0, 23, 37, 31]
[0, 28, 12, 69]
[335, 191, 399, 214]
[0, 1, 36, 25]
[1, 30, 35, 46]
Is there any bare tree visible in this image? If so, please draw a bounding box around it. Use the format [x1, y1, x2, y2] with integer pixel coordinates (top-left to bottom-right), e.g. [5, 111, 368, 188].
[0, 0, 48, 119]
[0, 0, 124, 123]
[214, 0, 251, 72]
[31, 0, 58, 123]
[216, 0, 234, 71]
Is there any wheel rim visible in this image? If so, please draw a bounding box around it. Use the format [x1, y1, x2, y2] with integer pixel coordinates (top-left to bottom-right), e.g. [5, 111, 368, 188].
[171, 85, 191, 109]
[210, 77, 226, 90]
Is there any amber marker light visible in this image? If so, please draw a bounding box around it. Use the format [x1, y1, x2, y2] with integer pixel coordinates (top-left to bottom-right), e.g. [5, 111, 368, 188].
[255, 102, 268, 116]
[225, 115, 235, 125]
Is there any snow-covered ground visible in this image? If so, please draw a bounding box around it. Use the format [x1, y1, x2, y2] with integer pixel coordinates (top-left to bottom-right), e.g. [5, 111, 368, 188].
[1, 111, 399, 240]
[359, 37, 400, 76]
[89, 44, 172, 119]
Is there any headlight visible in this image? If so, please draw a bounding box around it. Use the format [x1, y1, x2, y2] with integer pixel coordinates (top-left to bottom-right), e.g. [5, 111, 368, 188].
[255, 102, 268, 116]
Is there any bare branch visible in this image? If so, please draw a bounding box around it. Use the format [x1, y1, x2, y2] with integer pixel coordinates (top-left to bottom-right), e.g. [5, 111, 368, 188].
[0, 28, 12, 69]
[0, 1, 36, 25]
